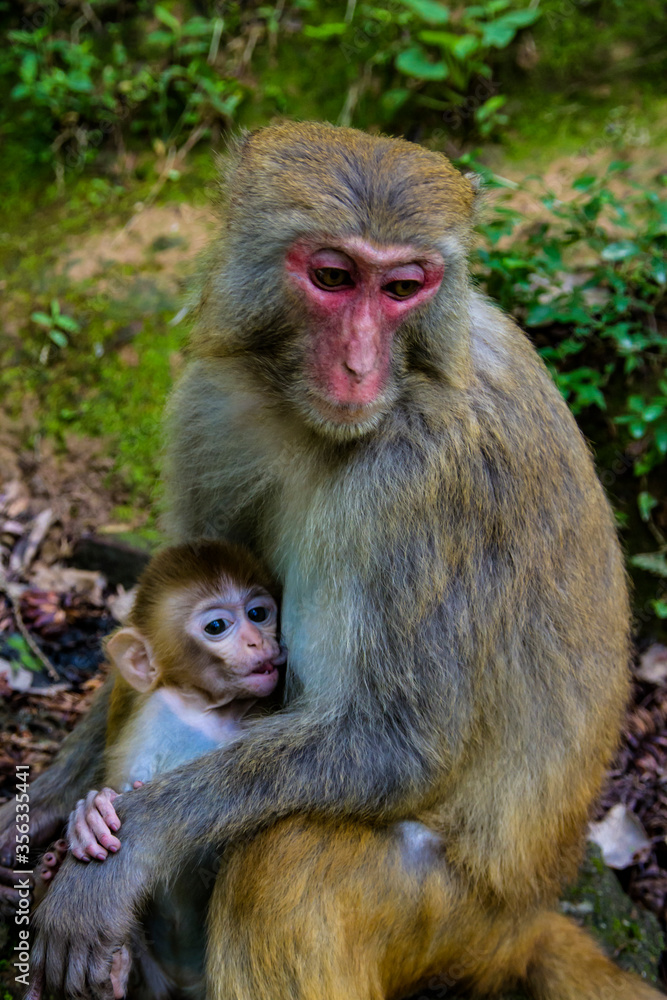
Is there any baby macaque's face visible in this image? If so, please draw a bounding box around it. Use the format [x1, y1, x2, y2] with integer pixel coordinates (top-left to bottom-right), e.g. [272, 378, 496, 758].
[184, 583, 285, 702]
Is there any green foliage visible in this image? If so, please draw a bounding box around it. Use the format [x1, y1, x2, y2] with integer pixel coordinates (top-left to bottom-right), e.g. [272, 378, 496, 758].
[531, 0, 666, 89]
[30, 298, 80, 349]
[474, 164, 667, 631]
[0, 0, 540, 177]
[4, 635, 43, 672]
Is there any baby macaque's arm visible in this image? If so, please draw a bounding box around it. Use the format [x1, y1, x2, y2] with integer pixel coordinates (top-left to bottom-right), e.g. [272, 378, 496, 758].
[67, 783, 142, 862]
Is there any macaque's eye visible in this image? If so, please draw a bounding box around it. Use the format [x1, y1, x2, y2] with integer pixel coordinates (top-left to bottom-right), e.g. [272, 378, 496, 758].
[247, 606, 269, 623]
[312, 267, 354, 290]
[204, 618, 232, 636]
[383, 279, 422, 299]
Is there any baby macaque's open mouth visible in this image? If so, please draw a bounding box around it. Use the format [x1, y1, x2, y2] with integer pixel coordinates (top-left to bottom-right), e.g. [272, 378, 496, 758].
[245, 660, 280, 695]
[251, 660, 279, 676]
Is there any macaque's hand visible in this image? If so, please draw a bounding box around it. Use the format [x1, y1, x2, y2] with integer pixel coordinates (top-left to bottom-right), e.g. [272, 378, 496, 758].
[68, 788, 123, 861]
[29, 842, 140, 1000]
[0, 798, 66, 918]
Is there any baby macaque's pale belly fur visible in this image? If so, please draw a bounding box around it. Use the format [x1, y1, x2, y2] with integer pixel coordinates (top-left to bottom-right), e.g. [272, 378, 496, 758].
[106, 687, 244, 791]
[107, 689, 245, 1000]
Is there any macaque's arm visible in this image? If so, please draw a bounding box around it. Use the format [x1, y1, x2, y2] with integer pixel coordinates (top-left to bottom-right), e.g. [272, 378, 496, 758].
[29, 691, 448, 1000]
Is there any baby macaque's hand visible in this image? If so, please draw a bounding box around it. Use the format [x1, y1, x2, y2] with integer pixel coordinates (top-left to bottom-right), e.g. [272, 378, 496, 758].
[67, 783, 144, 862]
[67, 787, 122, 861]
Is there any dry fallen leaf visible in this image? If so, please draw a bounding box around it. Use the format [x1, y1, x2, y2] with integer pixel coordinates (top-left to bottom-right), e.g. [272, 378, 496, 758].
[589, 803, 651, 869]
[635, 644, 667, 685]
[30, 564, 107, 604]
[0, 657, 34, 692]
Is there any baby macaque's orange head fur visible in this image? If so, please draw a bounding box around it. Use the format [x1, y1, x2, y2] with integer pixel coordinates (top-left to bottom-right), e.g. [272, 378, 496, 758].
[106, 540, 284, 707]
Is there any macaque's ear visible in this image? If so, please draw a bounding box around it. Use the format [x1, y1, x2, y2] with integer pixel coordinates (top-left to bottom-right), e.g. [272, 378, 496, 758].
[106, 627, 159, 693]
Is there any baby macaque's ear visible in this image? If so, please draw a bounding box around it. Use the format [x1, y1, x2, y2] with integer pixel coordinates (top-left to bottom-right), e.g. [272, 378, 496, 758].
[106, 628, 159, 693]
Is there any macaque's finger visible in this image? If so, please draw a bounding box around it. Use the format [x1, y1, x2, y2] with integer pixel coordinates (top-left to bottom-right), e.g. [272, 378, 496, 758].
[110, 945, 132, 999]
[132, 781, 144, 789]
[84, 804, 121, 855]
[93, 788, 122, 834]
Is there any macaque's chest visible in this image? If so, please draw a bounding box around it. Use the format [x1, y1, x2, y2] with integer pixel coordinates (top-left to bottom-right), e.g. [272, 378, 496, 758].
[267, 466, 367, 697]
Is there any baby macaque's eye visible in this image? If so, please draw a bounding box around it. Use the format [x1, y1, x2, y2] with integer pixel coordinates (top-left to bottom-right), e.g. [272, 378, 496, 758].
[204, 618, 231, 636]
[247, 606, 269, 623]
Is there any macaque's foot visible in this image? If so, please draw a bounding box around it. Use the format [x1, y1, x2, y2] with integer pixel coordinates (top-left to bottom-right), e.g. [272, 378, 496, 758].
[68, 787, 123, 861]
[32, 839, 68, 907]
[0, 798, 66, 918]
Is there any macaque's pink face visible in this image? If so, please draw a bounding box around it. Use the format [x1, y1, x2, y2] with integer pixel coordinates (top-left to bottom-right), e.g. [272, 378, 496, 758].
[285, 236, 444, 427]
[186, 584, 284, 701]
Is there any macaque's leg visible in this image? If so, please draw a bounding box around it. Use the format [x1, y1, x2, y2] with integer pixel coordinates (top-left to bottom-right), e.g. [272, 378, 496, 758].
[206, 819, 664, 1000]
[206, 817, 468, 1000]
[32, 840, 68, 907]
[524, 910, 664, 1000]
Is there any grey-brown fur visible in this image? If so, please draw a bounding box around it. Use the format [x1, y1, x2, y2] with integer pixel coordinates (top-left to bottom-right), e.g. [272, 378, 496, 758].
[11, 123, 658, 1000]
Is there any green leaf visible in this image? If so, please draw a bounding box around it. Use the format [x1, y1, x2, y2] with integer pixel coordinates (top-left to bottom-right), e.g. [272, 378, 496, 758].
[654, 599, 667, 619]
[453, 34, 479, 59]
[381, 88, 410, 113]
[20, 52, 38, 85]
[642, 403, 665, 422]
[303, 22, 348, 38]
[526, 303, 558, 326]
[395, 46, 448, 80]
[572, 175, 597, 192]
[182, 17, 216, 36]
[49, 330, 68, 349]
[475, 94, 506, 123]
[419, 29, 459, 48]
[481, 9, 540, 48]
[630, 551, 667, 578]
[31, 311, 53, 328]
[67, 72, 94, 93]
[50, 298, 60, 316]
[650, 258, 667, 284]
[398, 0, 449, 25]
[420, 29, 479, 58]
[608, 160, 631, 173]
[638, 491, 658, 523]
[601, 240, 640, 261]
[5, 635, 42, 672]
[655, 425, 667, 456]
[55, 314, 80, 334]
[146, 29, 174, 46]
[155, 5, 181, 33]
[627, 395, 646, 414]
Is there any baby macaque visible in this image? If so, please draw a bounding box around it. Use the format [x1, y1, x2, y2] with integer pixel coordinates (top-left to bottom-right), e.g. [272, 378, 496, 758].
[36, 539, 285, 1000]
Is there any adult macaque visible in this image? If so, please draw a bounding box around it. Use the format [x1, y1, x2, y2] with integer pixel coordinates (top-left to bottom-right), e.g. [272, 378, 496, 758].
[35, 539, 284, 999]
[9, 122, 662, 999]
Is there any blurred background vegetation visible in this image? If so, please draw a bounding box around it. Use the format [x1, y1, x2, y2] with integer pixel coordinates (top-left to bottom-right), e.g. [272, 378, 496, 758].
[0, 0, 666, 637]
